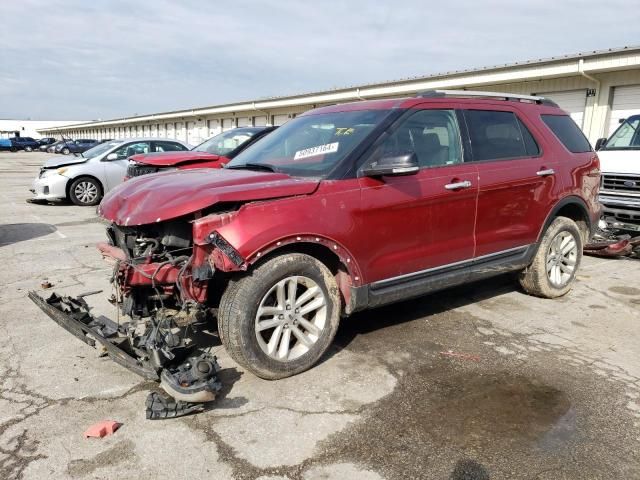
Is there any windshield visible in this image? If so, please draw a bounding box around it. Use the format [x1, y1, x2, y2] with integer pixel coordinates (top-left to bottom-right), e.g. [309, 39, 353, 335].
[83, 140, 123, 159]
[603, 115, 640, 150]
[194, 128, 261, 155]
[226, 110, 390, 177]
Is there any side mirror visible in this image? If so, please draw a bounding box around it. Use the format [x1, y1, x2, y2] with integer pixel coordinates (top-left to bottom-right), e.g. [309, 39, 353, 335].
[362, 152, 419, 177]
[595, 138, 608, 151]
[105, 153, 118, 161]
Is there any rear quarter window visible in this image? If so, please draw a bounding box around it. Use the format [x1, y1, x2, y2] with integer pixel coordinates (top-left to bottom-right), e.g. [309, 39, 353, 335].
[541, 114, 592, 153]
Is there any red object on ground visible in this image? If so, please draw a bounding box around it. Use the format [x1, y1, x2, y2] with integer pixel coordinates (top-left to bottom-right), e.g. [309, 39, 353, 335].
[84, 420, 122, 438]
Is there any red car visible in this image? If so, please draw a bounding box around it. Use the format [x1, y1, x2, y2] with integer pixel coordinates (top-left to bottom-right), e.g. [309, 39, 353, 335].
[32, 91, 600, 401]
[125, 127, 276, 178]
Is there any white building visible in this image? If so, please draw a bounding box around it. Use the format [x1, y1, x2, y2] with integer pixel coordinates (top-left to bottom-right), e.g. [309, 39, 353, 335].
[38, 46, 640, 144]
[0, 120, 87, 139]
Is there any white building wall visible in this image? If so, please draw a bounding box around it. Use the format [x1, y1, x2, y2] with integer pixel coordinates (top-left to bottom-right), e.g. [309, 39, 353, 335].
[37, 48, 640, 145]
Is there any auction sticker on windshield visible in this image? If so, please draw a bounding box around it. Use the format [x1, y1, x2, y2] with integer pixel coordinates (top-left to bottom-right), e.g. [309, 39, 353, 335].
[294, 142, 339, 160]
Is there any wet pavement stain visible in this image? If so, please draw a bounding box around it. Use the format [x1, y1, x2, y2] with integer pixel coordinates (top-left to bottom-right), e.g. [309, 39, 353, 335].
[609, 286, 640, 296]
[313, 285, 640, 479]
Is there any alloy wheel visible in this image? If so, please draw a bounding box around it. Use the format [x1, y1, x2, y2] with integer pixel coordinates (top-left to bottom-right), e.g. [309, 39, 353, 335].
[255, 275, 327, 361]
[546, 231, 578, 287]
[74, 181, 98, 205]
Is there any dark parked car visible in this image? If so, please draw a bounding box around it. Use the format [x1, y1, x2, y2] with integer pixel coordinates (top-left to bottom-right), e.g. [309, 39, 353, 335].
[45, 140, 66, 153]
[55, 139, 98, 155]
[32, 90, 600, 395]
[37, 138, 57, 152]
[10, 137, 39, 152]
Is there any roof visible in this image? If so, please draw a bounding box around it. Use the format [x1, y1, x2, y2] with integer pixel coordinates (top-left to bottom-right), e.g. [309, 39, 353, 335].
[40, 45, 640, 132]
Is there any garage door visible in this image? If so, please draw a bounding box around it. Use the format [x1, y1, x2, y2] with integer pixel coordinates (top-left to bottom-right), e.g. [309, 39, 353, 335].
[186, 121, 197, 144]
[222, 118, 235, 131]
[175, 122, 186, 141]
[273, 114, 289, 126]
[254, 116, 267, 127]
[537, 90, 587, 128]
[608, 85, 640, 135]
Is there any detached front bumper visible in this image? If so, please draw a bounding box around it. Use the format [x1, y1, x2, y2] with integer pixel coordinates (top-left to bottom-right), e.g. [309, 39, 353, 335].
[28, 291, 159, 380]
[30, 173, 69, 201]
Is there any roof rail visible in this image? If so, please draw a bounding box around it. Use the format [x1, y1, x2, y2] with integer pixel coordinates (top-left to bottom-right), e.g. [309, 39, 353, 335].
[417, 89, 558, 107]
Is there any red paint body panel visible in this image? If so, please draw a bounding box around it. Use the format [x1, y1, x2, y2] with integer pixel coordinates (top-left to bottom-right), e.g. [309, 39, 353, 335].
[98, 169, 319, 225]
[358, 164, 478, 282]
[129, 151, 230, 169]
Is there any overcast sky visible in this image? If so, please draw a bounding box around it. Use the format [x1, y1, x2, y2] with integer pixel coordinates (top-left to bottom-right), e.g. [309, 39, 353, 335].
[1, 0, 639, 121]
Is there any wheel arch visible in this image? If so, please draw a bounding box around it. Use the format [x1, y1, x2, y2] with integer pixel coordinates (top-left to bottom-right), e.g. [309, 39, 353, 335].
[243, 236, 363, 315]
[539, 196, 591, 243]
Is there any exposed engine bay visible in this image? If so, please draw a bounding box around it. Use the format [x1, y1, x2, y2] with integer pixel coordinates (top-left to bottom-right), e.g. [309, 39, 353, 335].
[29, 211, 240, 419]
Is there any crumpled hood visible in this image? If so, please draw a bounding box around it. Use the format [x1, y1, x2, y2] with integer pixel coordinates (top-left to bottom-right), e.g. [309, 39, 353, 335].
[129, 151, 225, 167]
[598, 150, 640, 175]
[42, 155, 87, 168]
[99, 168, 319, 226]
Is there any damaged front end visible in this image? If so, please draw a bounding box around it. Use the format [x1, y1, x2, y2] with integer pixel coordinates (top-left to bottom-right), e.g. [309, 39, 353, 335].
[29, 210, 242, 416]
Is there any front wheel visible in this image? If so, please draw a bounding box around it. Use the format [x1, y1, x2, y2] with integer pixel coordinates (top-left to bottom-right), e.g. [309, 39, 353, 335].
[519, 216, 583, 298]
[69, 177, 102, 206]
[218, 253, 341, 380]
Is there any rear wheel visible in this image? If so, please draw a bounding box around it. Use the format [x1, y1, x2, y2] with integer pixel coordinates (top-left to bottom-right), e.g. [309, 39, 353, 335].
[62, 147, 70, 155]
[519, 216, 582, 298]
[69, 177, 102, 206]
[218, 253, 341, 380]
[25, 146, 33, 152]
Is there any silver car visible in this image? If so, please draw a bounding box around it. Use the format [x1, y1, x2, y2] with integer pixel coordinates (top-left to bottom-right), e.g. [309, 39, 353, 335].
[30, 138, 191, 206]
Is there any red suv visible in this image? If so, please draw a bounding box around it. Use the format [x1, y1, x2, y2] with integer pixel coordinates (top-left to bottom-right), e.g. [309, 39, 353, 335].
[32, 90, 600, 396]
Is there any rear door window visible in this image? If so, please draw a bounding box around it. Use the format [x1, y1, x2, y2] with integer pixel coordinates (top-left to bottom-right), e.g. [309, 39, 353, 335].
[464, 110, 536, 161]
[112, 141, 150, 159]
[541, 114, 592, 153]
[153, 141, 188, 152]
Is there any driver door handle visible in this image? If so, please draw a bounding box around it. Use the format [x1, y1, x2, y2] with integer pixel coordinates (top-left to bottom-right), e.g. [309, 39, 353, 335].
[536, 168, 555, 177]
[444, 180, 472, 190]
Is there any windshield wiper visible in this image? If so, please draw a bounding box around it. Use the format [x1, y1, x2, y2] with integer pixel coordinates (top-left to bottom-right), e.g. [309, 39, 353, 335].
[227, 162, 280, 173]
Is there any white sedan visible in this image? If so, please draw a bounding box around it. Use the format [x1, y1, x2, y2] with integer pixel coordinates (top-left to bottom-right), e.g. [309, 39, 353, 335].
[30, 138, 191, 206]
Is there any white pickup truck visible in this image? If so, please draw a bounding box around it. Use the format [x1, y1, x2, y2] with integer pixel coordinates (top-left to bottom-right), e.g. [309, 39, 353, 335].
[596, 114, 640, 232]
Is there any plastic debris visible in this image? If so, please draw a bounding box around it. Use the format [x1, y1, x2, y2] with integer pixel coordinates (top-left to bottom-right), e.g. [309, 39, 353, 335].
[84, 420, 121, 438]
[145, 392, 206, 420]
[584, 234, 640, 259]
[41, 280, 53, 289]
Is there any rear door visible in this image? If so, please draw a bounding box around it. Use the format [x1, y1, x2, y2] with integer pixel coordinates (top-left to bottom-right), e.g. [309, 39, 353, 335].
[463, 106, 561, 257]
[358, 105, 478, 283]
[103, 141, 151, 190]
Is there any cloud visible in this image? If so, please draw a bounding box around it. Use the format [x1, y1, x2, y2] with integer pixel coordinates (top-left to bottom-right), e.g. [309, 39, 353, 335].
[0, 0, 638, 120]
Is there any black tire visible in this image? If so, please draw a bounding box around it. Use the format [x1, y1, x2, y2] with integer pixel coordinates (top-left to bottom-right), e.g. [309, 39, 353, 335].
[68, 177, 102, 206]
[62, 147, 70, 155]
[519, 216, 583, 298]
[218, 253, 341, 380]
[9, 146, 16, 152]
